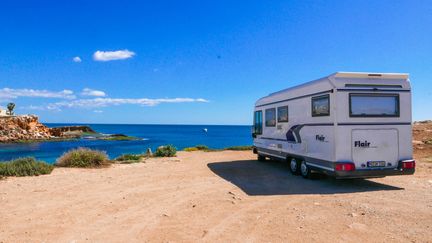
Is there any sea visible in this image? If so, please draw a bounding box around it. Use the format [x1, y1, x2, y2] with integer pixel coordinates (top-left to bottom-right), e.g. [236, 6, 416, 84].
[0, 124, 252, 163]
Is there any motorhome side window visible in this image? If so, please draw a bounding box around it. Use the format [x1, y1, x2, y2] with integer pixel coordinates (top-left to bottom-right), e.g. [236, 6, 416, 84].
[265, 108, 276, 127]
[312, 95, 330, 116]
[277, 106, 288, 122]
[254, 110, 263, 134]
[350, 93, 400, 117]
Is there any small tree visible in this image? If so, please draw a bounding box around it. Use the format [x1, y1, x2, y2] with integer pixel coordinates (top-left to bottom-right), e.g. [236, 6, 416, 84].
[7, 103, 15, 115]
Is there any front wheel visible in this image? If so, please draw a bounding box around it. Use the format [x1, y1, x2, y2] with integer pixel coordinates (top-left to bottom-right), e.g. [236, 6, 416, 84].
[289, 157, 300, 175]
[300, 160, 311, 179]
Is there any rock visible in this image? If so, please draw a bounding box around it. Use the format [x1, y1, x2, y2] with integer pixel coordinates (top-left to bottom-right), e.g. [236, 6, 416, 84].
[0, 115, 100, 142]
[348, 222, 367, 230]
[49, 126, 96, 137]
[0, 115, 99, 142]
[146, 148, 153, 157]
[109, 134, 127, 137]
[0, 115, 51, 142]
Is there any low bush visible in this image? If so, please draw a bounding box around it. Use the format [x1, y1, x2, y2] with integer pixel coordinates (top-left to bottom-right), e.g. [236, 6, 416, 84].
[155, 145, 177, 157]
[115, 154, 144, 163]
[183, 147, 199, 152]
[115, 154, 143, 161]
[224, 145, 253, 151]
[102, 135, 138, 141]
[184, 144, 210, 152]
[195, 145, 209, 150]
[56, 148, 109, 168]
[0, 157, 54, 177]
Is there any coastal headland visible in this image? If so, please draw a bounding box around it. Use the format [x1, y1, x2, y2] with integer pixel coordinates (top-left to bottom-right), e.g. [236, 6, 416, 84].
[0, 115, 135, 143]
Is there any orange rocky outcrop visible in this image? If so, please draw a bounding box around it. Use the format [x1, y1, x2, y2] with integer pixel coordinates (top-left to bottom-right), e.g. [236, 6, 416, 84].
[0, 115, 52, 142]
[0, 115, 96, 142]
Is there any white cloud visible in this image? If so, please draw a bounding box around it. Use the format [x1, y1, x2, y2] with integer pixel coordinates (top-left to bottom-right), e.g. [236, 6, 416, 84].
[93, 110, 103, 113]
[44, 97, 209, 110]
[81, 88, 106, 97]
[0, 88, 75, 100]
[93, 50, 135, 61]
[73, 56, 82, 63]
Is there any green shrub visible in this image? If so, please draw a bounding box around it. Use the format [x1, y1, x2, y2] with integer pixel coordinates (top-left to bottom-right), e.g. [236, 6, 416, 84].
[195, 145, 209, 150]
[184, 147, 199, 152]
[224, 146, 253, 151]
[102, 135, 137, 141]
[155, 145, 177, 157]
[115, 154, 144, 163]
[0, 157, 54, 177]
[55, 148, 109, 168]
[184, 145, 210, 152]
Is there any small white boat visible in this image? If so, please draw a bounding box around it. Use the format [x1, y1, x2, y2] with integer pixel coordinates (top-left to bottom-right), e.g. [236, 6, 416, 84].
[203, 128, 208, 133]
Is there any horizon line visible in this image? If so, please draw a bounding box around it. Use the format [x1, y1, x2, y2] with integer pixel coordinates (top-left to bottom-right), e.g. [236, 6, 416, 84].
[42, 122, 252, 126]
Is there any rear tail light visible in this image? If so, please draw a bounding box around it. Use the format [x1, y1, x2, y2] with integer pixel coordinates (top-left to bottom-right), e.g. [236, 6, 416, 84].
[335, 163, 356, 171]
[401, 160, 415, 169]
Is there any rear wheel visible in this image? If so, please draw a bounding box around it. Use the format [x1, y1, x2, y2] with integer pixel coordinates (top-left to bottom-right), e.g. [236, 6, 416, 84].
[289, 157, 300, 175]
[257, 154, 266, 162]
[300, 160, 311, 179]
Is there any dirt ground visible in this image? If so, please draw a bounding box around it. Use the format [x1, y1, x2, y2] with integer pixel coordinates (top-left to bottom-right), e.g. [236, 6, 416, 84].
[1, 147, 431, 242]
[413, 121, 432, 160]
[1, 122, 432, 242]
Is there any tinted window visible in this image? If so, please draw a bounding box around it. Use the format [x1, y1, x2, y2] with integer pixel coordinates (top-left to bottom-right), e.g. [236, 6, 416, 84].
[254, 110, 263, 134]
[265, 108, 276, 127]
[350, 94, 399, 117]
[312, 95, 330, 116]
[277, 106, 288, 122]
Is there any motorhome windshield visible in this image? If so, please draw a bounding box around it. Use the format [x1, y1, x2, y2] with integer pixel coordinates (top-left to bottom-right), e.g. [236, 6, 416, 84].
[349, 94, 399, 117]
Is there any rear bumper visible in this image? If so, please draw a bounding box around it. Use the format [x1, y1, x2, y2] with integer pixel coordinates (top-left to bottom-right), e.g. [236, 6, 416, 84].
[327, 168, 415, 179]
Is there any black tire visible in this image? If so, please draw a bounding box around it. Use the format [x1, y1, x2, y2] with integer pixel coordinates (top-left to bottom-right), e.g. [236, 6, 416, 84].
[300, 160, 311, 179]
[257, 154, 266, 162]
[288, 157, 300, 175]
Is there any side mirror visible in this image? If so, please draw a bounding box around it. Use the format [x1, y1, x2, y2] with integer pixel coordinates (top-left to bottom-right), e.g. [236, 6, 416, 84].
[252, 133, 257, 138]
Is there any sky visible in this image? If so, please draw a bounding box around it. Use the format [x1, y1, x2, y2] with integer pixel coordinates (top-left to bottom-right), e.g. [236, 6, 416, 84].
[0, 0, 431, 124]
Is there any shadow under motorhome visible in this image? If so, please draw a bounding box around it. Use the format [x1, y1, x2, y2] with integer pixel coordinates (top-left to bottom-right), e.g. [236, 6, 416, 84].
[252, 72, 415, 179]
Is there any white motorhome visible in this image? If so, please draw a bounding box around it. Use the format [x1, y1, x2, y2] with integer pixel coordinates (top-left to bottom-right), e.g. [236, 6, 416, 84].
[252, 72, 415, 179]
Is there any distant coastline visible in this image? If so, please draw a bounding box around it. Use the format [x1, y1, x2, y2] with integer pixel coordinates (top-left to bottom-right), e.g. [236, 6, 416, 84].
[0, 115, 138, 143]
[0, 123, 253, 163]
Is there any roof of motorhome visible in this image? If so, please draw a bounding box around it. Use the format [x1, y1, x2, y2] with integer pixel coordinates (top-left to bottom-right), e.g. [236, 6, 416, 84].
[256, 72, 409, 105]
[333, 72, 409, 79]
[267, 72, 409, 96]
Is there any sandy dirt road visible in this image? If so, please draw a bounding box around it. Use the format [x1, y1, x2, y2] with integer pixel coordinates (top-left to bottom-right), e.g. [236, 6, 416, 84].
[0, 150, 431, 242]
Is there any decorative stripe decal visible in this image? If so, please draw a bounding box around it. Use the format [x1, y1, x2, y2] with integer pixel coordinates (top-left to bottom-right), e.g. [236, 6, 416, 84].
[337, 122, 411, 126]
[286, 123, 334, 143]
[306, 162, 334, 171]
[301, 123, 334, 126]
[259, 137, 287, 141]
[259, 151, 286, 159]
[258, 122, 409, 143]
[256, 147, 335, 169]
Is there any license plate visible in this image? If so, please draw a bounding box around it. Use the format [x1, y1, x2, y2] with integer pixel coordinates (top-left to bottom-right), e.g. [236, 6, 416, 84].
[367, 161, 386, 167]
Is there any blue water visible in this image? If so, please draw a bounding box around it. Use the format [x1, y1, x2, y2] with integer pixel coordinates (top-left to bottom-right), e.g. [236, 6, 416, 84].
[0, 124, 252, 163]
